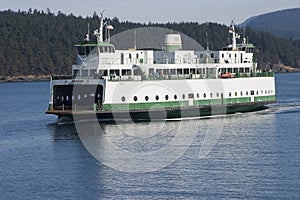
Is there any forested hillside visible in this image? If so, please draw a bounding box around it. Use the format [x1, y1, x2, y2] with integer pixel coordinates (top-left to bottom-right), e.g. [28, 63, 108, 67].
[1, 9, 300, 80]
[240, 8, 300, 39]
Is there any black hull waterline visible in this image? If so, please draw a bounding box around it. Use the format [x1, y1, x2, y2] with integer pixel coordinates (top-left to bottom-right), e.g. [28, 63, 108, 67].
[46, 102, 273, 123]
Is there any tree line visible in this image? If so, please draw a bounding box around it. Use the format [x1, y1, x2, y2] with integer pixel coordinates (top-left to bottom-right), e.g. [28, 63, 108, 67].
[0, 9, 300, 77]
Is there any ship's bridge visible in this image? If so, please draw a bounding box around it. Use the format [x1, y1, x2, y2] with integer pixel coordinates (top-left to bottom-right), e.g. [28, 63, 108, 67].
[75, 41, 115, 60]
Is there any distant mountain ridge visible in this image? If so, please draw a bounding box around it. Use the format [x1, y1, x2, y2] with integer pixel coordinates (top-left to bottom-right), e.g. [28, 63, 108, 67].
[239, 8, 300, 39]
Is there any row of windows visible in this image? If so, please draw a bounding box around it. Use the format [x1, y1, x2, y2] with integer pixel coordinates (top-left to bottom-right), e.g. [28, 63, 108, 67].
[76, 66, 253, 77]
[121, 89, 274, 102]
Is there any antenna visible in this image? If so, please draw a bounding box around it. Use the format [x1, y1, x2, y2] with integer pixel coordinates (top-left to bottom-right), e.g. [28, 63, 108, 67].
[229, 20, 237, 50]
[85, 23, 90, 41]
[134, 30, 137, 49]
[205, 22, 209, 51]
[94, 10, 106, 43]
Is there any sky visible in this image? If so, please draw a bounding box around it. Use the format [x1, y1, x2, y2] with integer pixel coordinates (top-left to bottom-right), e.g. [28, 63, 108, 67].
[1, 0, 300, 25]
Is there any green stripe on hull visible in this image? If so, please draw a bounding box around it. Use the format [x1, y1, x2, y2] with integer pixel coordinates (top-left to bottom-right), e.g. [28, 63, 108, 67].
[103, 95, 275, 111]
[103, 101, 189, 111]
[255, 95, 276, 102]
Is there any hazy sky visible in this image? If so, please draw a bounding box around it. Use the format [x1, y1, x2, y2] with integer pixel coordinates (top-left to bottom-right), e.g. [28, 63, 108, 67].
[1, 0, 300, 24]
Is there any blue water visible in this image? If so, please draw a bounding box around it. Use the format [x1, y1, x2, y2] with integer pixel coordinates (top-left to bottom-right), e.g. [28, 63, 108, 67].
[0, 73, 299, 199]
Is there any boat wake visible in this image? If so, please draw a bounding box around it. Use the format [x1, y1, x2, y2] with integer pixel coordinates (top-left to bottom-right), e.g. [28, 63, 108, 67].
[264, 101, 300, 115]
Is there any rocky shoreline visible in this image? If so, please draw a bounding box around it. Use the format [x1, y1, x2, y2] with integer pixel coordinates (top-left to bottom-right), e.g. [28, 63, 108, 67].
[0, 75, 50, 83]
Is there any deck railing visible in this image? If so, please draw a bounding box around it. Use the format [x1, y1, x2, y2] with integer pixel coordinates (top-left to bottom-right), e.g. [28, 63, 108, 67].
[51, 72, 274, 81]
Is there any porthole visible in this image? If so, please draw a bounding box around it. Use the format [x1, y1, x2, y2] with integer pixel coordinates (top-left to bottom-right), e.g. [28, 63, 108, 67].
[240, 91, 243, 96]
[265, 90, 267, 94]
[256, 90, 259, 95]
[155, 95, 159, 101]
[216, 93, 219, 98]
[261, 90, 264, 94]
[235, 92, 237, 97]
[165, 95, 169, 100]
[182, 94, 185, 99]
[145, 96, 149, 101]
[133, 96, 138, 101]
[174, 95, 177, 100]
[246, 91, 249, 96]
[210, 93, 213, 98]
[229, 92, 231, 97]
[204, 93, 206, 98]
[197, 93, 200, 98]
[121, 96, 126, 102]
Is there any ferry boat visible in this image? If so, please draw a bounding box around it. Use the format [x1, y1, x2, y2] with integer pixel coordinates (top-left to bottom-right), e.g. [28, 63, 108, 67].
[46, 13, 276, 122]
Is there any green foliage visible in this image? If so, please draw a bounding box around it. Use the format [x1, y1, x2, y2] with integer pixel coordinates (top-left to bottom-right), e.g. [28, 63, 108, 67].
[242, 8, 300, 39]
[0, 9, 300, 77]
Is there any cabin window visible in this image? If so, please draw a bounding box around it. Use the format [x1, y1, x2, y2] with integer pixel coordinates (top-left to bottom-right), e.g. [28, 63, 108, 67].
[155, 95, 159, 101]
[177, 69, 183, 75]
[174, 95, 177, 100]
[233, 68, 238, 73]
[133, 96, 138, 101]
[210, 93, 213, 98]
[81, 69, 88, 77]
[145, 96, 149, 101]
[256, 90, 259, 95]
[240, 91, 243, 96]
[129, 54, 132, 59]
[196, 68, 201, 74]
[216, 93, 219, 98]
[246, 91, 249, 96]
[203, 93, 206, 98]
[90, 69, 97, 76]
[229, 92, 232, 97]
[156, 69, 162, 75]
[110, 69, 120, 76]
[197, 93, 200, 98]
[239, 68, 244, 73]
[163, 69, 169, 75]
[133, 69, 141, 75]
[165, 95, 169, 100]
[245, 68, 250, 73]
[182, 94, 185, 99]
[184, 69, 189, 75]
[222, 54, 224, 58]
[170, 69, 176, 75]
[235, 92, 238, 96]
[202, 68, 206, 74]
[190, 68, 196, 74]
[121, 96, 126, 102]
[136, 54, 139, 59]
[122, 69, 132, 75]
[121, 53, 124, 64]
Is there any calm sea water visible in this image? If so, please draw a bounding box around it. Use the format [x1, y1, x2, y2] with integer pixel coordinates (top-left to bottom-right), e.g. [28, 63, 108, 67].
[0, 73, 299, 199]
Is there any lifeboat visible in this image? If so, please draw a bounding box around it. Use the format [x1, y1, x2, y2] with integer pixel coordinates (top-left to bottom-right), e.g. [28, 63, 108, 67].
[221, 72, 234, 78]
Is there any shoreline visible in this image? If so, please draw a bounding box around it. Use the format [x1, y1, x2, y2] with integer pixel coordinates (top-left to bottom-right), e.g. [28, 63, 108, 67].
[1, 70, 300, 83]
[0, 75, 50, 83]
